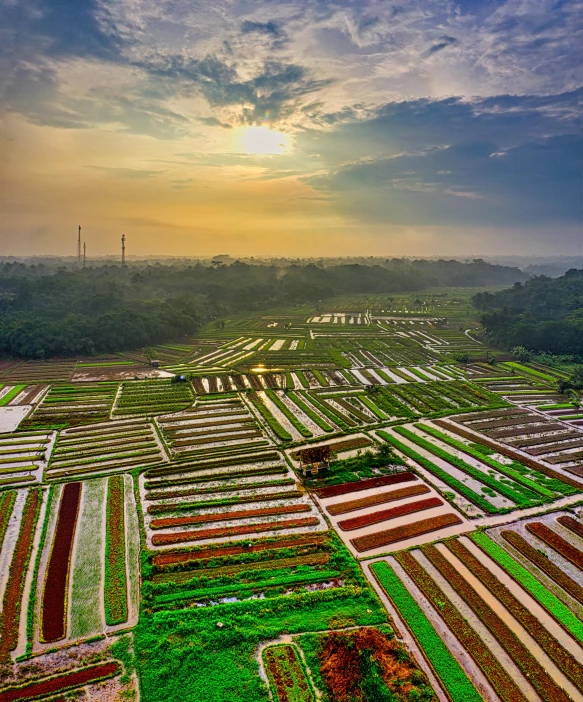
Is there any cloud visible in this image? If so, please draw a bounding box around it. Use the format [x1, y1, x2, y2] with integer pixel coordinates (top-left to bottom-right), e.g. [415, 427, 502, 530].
[305, 134, 582, 226]
[86, 166, 167, 178]
[241, 20, 283, 38]
[425, 35, 458, 56]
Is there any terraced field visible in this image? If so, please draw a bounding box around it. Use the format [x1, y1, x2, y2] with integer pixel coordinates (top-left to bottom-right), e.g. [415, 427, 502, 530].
[1, 291, 583, 702]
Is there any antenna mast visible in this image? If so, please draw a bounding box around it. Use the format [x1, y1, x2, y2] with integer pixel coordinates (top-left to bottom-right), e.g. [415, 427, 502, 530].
[121, 234, 126, 267]
[77, 225, 81, 266]
[83, 242, 86, 268]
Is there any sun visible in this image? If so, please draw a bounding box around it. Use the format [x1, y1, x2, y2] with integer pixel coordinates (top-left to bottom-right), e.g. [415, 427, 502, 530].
[240, 126, 291, 155]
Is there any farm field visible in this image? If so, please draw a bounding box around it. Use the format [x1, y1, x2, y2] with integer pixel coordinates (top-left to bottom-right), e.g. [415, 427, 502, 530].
[1, 290, 583, 702]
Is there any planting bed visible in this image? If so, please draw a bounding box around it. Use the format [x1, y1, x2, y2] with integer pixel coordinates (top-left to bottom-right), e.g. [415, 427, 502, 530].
[47, 418, 163, 479]
[114, 378, 194, 416]
[41, 481, 82, 642]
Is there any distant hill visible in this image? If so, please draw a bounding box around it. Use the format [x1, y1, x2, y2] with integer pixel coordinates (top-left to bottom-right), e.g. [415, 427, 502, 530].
[474, 268, 583, 354]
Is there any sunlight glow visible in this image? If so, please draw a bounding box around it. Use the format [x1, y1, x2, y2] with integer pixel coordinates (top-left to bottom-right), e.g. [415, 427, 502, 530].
[240, 126, 291, 155]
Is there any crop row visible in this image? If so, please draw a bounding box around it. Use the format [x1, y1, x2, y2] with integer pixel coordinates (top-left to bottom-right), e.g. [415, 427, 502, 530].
[316, 471, 416, 499]
[501, 529, 583, 604]
[378, 431, 499, 513]
[0, 489, 42, 662]
[0, 662, 122, 702]
[150, 503, 311, 529]
[526, 521, 583, 570]
[105, 475, 128, 626]
[351, 513, 462, 552]
[41, 482, 81, 643]
[151, 516, 320, 546]
[263, 644, 316, 702]
[446, 538, 583, 693]
[338, 496, 443, 531]
[394, 426, 540, 507]
[327, 484, 431, 516]
[292, 436, 372, 462]
[370, 560, 483, 702]
[434, 420, 582, 490]
[395, 550, 528, 702]
[422, 543, 572, 702]
[114, 379, 194, 416]
[416, 423, 555, 498]
[247, 391, 292, 441]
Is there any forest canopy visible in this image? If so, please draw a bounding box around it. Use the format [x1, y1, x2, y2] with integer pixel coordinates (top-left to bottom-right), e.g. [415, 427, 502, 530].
[474, 269, 583, 355]
[0, 258, 527, 358]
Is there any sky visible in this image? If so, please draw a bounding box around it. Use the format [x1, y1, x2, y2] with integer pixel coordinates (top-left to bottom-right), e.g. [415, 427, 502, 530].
[0, 0, 581, 258]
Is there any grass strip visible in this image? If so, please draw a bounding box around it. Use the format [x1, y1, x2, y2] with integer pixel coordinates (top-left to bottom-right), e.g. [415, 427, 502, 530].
[248, 393, 292, 441]
[0, 385, 26, 407]
[417, 423, 555, 498]
[395, 550, 529, 702]
[423, 543, 571, 702]
[447, 538, 583, 693]
[471, 532, 583, 645]
[287, 391, 334, 432]
[394, 426, 539, 507]
[370, 561, 482, 702]
[265, 390, 312, 438]
[502, 529, 583, 604]
[377, 431, 498, 514]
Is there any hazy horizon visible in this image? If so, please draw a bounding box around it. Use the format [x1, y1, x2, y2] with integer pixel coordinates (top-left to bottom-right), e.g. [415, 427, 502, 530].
[2, 0, 581, 257]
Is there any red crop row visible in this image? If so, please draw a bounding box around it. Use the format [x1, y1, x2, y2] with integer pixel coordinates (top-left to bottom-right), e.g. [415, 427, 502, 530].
[0, 489, 42, 662]
[41, 482, 82, 643]
[434, 420, 582, 488]
[152, 516, 320, 546]
[446, 538, 583, 691]
[338, 497, 442, 531]
[557, 515, 583, 539]
[151, 534, 327, 569]
[395, 549, 528, 702]
[151, 503, 310, 529]
[351, 513, 462, 553]
[422, 543, 571, 702]
[526, 522, 583, 570]
[327, 484, 430, 516]
[105, 475, 128, 626]
[316, 471, 416, 499]
[0, 661, 121, 702]
[502, 529, 583, 604]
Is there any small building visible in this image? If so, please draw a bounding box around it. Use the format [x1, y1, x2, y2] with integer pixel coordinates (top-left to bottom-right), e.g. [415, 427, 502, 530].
[298, 445, 331, 477]
[150, 359, 160, 368]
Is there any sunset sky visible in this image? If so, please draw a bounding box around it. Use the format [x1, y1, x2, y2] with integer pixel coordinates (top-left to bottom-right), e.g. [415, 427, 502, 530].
[1, 0, 581, 257]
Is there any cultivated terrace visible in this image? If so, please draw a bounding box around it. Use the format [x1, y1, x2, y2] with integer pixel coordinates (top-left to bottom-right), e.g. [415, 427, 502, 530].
[1, 289, 583, 702]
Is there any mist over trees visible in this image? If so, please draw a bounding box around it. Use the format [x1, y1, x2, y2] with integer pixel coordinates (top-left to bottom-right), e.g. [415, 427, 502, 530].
[0, 258, 528, 358]
[474, 269, 583, 355]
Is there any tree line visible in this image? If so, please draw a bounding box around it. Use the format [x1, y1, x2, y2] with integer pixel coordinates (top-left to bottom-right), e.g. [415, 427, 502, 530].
[474, 269, 583, 355]
[0, 259, 527, 358]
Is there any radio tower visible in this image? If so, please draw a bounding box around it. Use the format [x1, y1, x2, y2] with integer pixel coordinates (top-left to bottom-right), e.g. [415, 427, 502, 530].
[83, 242, 86, 268]
[77, 225, 82, 266]
[121, 234, 126, 267]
